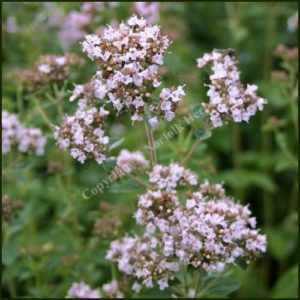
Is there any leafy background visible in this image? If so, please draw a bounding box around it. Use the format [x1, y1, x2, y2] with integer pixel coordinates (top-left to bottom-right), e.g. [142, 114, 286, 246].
[2, 2, 298, 298]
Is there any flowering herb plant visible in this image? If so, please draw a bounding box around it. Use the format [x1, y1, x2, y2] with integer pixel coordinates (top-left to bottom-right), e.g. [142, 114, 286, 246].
[52, 15, 267, 298]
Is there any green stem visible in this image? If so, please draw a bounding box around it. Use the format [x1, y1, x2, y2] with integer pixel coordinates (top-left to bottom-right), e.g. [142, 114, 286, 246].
[180, 263, 189, 294]
[225, 2, 243, 200]
[33, 97, 54, 132]
[181, 139, 200, 165]
[290, 78, 298, 143]
[260, 4, 278, 295]
[126, 172, 154, 190]
[3, 224, 17, 297]
[17, 86, 24, 117]
[56, 175, 81, 252]
[197, 271, 224, 298]
[194, 271, 202, 297]
[261, 3, 278, 227]
[53, 83, 64, 120]
[289, 179, 298, 214]
[145, 123, 157, 167]
[110, 262, 118, 280]
[7, 267, 17, 297]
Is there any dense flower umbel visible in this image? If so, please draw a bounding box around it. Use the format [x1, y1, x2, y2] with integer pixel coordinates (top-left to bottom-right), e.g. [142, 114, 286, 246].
[116, 149, 149, 173]
[106, 233, 179, 291]
[102, 280, 124, 298]
[149, 163, 198, 190]
[197, 50, 267, 128]
[66, 282, 101, 298]
[133, 2, 160, 24]
[107, 163, 267, 290]
[52, 2, 119, 48]
[17, 53, 84, 91]
[135, 189, 179, 227]
[169, 192, 266, 273]
[81, 15, 185, 124]
[2, 111, 46, 155]
[54, 107, 109, 164]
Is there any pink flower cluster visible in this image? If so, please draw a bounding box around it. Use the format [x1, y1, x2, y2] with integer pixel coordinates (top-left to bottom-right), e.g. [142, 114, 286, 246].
[197, 50, 267, 128]
[56, 2, 119, 48]
[107, 163, 267, 290]
[106, 234, 178, 291]
[149, 163, 198, 190]
[133, 2, 160, 24]
[66, 282, 101, 298]
[54, 107, 109, 164]
[66, 280, 124, 298]
[102, 280, 124, 298]
[2, 111, 46, 155]
[81, 15, 185, 124]
[116, 149, 149, 174]
[288, 11, 298, 32]
[170, 192, 266, 273]
[18, 53, 84, 91]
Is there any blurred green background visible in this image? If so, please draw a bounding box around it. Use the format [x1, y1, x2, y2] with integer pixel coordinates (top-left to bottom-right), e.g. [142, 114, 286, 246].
[2, 2, 298, 298]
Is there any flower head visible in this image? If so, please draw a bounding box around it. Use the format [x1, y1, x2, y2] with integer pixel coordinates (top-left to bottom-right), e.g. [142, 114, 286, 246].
[102, 280, 124, 298]
[66, 282, 101, 298]
[18, 53, 84, 91]
[133, 2, 160, 25]
[197, 49, 267, 128]
[2, 111, 46, 155]
[107, 163, 267, 290]
[116, 149, 149, 174]
[54, 107, 109, 164]
[81, 15, 185, 124]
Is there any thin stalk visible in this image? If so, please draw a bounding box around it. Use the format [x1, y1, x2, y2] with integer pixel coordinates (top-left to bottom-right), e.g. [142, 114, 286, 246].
[194, 271, 202, 297]
[53, 84, 73, 189]
[261, 3, 278, 227]
[126, 172, 153, 190]
[289, 179, 298, 214]
[53, 83, 64, 120]
[3, 155, 23, 171]
[260, 4, 278, 294]
[170, 286, 186, 297]
[7, 267, 17, 297]
[197, 270, 224, 298]
[290, 78, 298, 143]
[181, 139, 200, 165]
[225, 2, 243, 199]
[3, 224, 17, 297]
[33, 97, 54, 132]
[279, 82, 298, 144]
[180, 263, 189, 294]
[56, 175, 81, 252]
[17, 86, 24, 117]
[111, 262, 118, 280]
[145, 123, 157, 166]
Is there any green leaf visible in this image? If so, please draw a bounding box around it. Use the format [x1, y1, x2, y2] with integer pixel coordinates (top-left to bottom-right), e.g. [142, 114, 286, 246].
[2, 244, 18, 266]
[108, 137, 125, 151]
[236, 258, 248, 270]
[102, 158, 117, 173]
[275, 132, 298, 168]
[201, 272, 241, 297]
[192, 105, 207, 120]
[271, 266, 298, 298]
[220, 170, 277, 193]
[265, 213, 298, 261]
[195, 128, 212, 141]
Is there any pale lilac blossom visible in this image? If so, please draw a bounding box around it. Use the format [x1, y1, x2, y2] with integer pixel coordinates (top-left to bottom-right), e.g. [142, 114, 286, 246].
[197, 50, 267, 128]
[66, 282, 101, 298]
